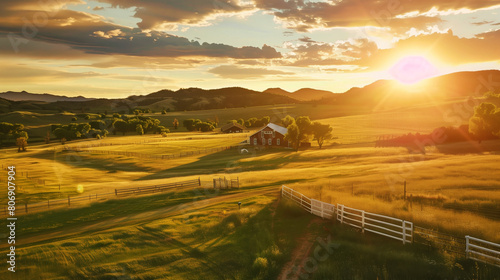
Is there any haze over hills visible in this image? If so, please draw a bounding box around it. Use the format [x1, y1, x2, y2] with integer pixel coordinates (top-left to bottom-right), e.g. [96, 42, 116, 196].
[1, 70, 499, 114]
[0, 91, 95, 102]
[264, 87, 336, 101]
[323, 70, 500, 111]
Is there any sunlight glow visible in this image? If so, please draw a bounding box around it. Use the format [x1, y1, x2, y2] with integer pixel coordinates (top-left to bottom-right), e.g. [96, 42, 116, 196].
[76, 184, 84, 194]
[389, 56, 438, 85]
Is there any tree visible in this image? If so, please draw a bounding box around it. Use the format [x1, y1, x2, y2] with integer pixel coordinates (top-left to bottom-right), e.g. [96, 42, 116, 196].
[89, 120, 106, 130]
[84, 114, 91, 120]
[136, 124, 144, 135]
[196, 122, 215, 132]
[183, 119, 201, 131]
[114, 120, 128, 135]
[281, 115, 295, 127]
[469, 102, 500, 140]
[284, 123, 300, 151]
[311, 122, 333, 149]
[296, 116, 312, 142]
[16, 137, 27, 152]
[237, 118, 245, 126]
[162, 110, 167, 115]
[173, 118, 179, 129]
[71, 117, 77, 122]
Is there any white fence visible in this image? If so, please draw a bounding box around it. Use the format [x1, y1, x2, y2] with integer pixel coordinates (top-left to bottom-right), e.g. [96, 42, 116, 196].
[280, 186, 500, 267]
[281, 186, 335, 219]
[337, 204, 413, 244]
[281, 185, 412, 244]
[466, 236, 500, 267]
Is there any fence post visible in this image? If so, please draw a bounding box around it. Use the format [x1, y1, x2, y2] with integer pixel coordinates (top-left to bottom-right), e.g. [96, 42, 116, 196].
[465, 235, 470, 259]
[340, 205, 344, 224]
[361, 210, 365, 233]
[404, 181, 407, 201]
[198, 177, 201, 186]
[115, 189, 117, 196]
[402, 221, 406, 244]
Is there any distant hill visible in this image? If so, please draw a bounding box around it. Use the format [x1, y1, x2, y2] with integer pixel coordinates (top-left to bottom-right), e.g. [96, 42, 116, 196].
[1, 70, 499, 114]
[0, 87, 297, 113]
[323, 70, 500, 111]
[0, 91, 95, 102]
[264, 87, 335, 101]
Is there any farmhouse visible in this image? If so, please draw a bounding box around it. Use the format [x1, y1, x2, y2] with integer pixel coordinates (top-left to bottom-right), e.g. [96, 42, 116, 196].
[220, 122, 245, 133]
[249, 123, 290, 147]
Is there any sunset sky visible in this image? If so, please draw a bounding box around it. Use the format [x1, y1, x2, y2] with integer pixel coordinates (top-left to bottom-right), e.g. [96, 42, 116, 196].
[1, 0, 500, 98]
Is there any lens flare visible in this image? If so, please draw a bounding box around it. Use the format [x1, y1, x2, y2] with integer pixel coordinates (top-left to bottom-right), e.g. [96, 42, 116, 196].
[76, 184, 84, 194]
[389, 56, 438, 85]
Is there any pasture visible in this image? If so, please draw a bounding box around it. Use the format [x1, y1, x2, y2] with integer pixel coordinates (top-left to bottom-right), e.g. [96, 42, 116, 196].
[1, 102, 499, 279]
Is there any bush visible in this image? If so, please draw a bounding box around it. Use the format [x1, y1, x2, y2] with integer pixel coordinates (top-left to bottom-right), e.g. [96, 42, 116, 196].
[253, 257, 268, 271]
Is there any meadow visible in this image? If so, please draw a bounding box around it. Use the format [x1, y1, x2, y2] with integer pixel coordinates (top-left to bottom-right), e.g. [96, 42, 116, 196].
[1, 101, 499, 279]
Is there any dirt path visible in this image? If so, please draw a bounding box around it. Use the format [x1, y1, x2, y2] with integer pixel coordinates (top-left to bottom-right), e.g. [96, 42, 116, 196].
[7, 186, 278, 249]
[278, 219, 323, 280]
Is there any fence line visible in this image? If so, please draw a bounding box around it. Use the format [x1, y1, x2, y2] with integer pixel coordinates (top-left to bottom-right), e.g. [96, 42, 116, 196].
[466, 236, 500, 267]
[280, 185, 500, 267]
[2, 178, 201, 216]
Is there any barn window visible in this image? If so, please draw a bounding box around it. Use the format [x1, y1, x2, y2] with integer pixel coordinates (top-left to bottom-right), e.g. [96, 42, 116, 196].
[268, 138, 272, 145]
[277, 138, 280, 145]
[253, 138, 257, 145]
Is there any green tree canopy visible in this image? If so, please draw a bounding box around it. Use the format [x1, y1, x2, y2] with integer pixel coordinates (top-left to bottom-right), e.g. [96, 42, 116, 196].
[311, 121, 333, 149]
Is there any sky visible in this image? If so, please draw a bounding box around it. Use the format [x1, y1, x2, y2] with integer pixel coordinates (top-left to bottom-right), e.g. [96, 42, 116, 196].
[0, 0, 500, 98]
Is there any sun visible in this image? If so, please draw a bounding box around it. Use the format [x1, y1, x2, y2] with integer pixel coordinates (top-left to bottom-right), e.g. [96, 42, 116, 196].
[389, 55, 438, 85]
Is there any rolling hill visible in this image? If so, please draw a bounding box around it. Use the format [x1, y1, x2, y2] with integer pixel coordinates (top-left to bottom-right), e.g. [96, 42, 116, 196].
[322, 70, 500, 111]
[264, 87, 335, 101]
[1, 70, 499, 114]
[0, 91, 94, 102]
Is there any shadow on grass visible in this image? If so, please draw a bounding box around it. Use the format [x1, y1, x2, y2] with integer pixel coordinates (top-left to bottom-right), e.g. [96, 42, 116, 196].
[137, 148, 303, 181]
[33, 149, 154, 173]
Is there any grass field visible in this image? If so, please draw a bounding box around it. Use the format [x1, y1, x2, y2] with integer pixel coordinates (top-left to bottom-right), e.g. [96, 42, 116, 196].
[1, 101, 499, 279]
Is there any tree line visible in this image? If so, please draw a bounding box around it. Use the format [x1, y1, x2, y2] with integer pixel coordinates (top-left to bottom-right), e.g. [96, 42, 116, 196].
[0, 122, 28, 151]
[281, 115, 333, 150]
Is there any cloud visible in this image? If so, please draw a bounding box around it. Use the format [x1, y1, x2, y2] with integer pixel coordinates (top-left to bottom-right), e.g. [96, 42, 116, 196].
[92, 6, 105, 11]
[208, 65, 294, 79]
[283, 38, 378, 67]
[356, 30, 500, 69]
[254, 0, 500, 33]
[471, 20, 495, 25]
[0, 5, 281, 59]
[96, 0, 255, 30]
[0, 64, 100, 82]
[298, 36, 316, 43]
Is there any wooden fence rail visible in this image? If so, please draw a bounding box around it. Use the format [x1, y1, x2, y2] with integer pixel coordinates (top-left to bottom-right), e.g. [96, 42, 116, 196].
[2, 178, 201, 216]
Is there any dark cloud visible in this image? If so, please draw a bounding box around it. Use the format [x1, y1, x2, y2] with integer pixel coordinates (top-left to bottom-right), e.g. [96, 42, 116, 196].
[0, 3, 281, 59]
[254, 0, 500, 32]
[96, 0, 253, 29]
[298, 36, 316, 43]
[208, 65, 294, 79]
[92, 6, 105, 11]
